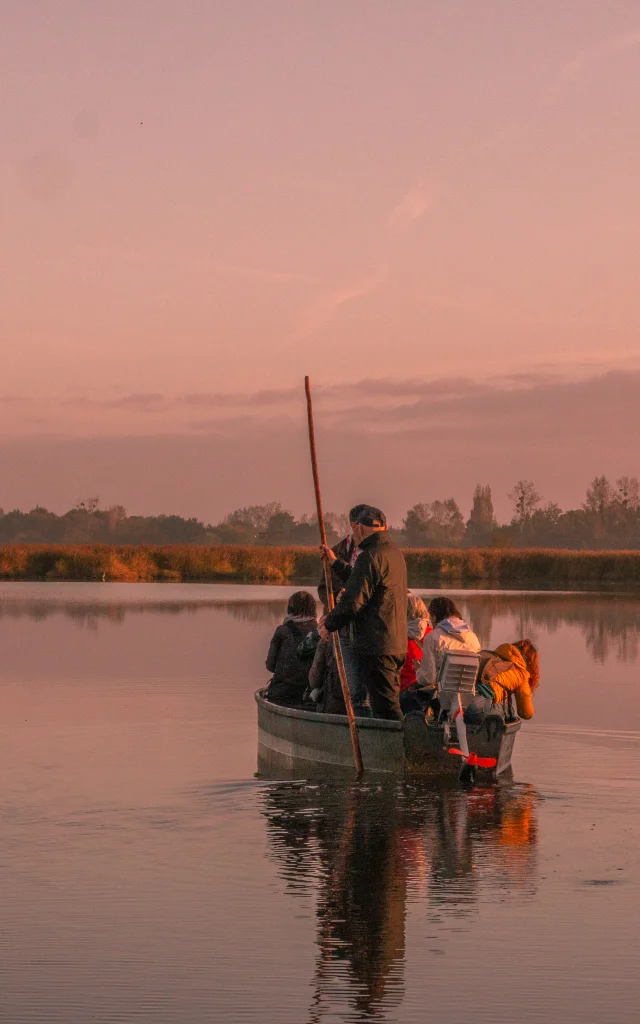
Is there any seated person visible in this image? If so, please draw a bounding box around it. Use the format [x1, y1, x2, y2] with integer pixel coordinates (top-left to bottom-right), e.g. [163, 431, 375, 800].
[416, 597, 481, 694]
[306, 637, 347, 715]
[465, 639, 539, 725]
[265, 591, 318, 706]
[399, 594, 432, 713]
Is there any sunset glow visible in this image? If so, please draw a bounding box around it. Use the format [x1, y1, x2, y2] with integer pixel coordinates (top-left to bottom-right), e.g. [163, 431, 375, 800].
[3, 2, 639, 519]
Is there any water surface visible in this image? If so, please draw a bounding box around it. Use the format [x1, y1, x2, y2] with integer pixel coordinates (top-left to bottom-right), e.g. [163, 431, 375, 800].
[1, 583, 639, 1022]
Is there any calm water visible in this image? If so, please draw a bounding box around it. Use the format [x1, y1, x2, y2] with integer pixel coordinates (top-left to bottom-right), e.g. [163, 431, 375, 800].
[1, 582, 639, 1023]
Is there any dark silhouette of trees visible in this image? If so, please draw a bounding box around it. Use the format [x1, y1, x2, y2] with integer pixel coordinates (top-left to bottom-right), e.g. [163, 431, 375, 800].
[508, 480, 541, 527]
[0, 500, 341, 547]
[403, 499, 465, 547]
[5, 475, 640, 548]
[466, 484, 497, 545]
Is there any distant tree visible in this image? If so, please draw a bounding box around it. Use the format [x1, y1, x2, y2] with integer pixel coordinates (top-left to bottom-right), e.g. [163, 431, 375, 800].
[208, 520, 253, 545]
[64, 496, 103, 542]
[508, 480, 541, 527]
[154, 514, 207, 543]
[612, 476, 640, 549]
[616, 476, 640, 510]
[518, 502, 565, 546]
[258, 511, 297, 545]
[465, 484, 497, 545]
[325, 512, 350, 541]
[75, 496, 100, 514]
[582, 475, 616, 546]
[583, 475, 614, 517]
[286, 513, 339, 547]
[107, 505, 127, 533]
[219, 502, 283, 544]
[404, 504, 430, 546]
[0, 506, 63, 543]
[288, 517, 318, 546]
[404, 499, 465, 547]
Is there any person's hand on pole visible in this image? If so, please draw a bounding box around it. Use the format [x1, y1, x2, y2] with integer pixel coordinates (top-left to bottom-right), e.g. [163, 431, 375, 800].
[320, 544, 337, 564]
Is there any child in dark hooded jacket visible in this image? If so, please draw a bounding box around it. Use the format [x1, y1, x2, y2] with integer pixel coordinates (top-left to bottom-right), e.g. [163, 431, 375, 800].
[266, 591, 318, 706]
[306, 638, 347, 715]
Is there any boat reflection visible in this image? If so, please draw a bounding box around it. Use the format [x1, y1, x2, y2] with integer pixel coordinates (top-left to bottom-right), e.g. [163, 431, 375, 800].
[259, 757, 539, 1021]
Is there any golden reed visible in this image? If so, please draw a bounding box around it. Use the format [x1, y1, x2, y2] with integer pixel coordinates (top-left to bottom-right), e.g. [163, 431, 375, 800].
[0, 544, 639, 585]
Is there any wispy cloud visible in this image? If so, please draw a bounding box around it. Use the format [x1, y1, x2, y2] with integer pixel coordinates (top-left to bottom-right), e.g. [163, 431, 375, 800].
[388, 181, 436, 230]
[289, 267, 388, 343]
[544, 29, 640, 105]
[62, 393, 168, 412]
[13, 369, 621, 424]
[107, 393, 166, 410]
[183, 388, 299, 407]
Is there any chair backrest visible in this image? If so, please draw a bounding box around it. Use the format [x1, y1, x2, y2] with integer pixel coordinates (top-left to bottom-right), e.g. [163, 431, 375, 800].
[437, 650, 480, 696]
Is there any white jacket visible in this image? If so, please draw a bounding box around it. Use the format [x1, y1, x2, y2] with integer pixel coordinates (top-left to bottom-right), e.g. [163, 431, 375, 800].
[416, 616, 481, 688]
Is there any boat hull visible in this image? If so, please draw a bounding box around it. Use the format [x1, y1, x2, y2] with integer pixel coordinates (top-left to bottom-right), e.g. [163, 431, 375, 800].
[255, 689, 520, 778]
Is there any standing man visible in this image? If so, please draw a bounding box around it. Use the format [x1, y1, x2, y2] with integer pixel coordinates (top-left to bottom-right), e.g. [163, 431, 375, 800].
[317, 504, 369, 610]
[318, 506, 407, 721]
[318, 504, 371, 717]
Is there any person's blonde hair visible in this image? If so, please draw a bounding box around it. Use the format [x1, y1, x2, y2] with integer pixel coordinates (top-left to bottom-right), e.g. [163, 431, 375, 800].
[407, 594, 428, 620]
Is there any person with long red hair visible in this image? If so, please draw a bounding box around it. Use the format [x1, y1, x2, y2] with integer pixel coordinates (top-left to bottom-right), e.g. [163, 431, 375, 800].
[465, 638, 540, 725]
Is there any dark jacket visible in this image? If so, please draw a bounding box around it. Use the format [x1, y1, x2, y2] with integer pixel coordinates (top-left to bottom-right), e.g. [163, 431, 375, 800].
[318, 534, 357, 611]
[266, 615, 317, 705]
[308, 639, 347, 715]
[323, 532, 408, 658]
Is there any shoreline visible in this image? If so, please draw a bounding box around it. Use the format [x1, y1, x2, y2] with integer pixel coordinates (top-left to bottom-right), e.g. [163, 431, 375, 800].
[1, 543, 640, 589]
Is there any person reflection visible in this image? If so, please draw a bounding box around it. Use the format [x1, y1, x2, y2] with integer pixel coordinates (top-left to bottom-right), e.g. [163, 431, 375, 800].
[260, 765, 538, 1021]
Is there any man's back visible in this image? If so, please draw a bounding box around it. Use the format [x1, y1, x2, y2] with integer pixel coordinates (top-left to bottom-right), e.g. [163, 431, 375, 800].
[325, 531, 407, 659]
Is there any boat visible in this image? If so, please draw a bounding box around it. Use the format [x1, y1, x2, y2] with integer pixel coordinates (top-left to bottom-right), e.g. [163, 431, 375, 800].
[255, 688, 521, 779]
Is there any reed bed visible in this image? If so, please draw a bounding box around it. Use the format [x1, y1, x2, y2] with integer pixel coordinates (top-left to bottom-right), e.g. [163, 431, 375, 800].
[0, 545, 318, 583]
[1, 544, 640, 586]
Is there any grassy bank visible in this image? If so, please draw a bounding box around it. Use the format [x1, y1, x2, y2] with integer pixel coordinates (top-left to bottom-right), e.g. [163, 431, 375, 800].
[1, 544, 640, 586]
[0, 545, 319, 583]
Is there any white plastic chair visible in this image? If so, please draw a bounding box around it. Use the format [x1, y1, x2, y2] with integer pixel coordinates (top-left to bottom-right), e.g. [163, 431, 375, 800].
[437, 651, 481, 755]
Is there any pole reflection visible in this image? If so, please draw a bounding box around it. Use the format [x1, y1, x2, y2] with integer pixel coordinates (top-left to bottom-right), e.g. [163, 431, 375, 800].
[259, 761, 538, 1022]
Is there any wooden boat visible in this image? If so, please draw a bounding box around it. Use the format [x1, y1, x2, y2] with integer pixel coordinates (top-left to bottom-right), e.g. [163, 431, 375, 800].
[255, 688, 521, 779]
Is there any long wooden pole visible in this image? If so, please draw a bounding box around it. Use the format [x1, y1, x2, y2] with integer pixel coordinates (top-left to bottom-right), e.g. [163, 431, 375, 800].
[304, 376, 364, 778]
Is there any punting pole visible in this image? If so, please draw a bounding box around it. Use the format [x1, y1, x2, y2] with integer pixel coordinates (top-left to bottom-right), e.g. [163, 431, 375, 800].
[304, 376, 364, 778]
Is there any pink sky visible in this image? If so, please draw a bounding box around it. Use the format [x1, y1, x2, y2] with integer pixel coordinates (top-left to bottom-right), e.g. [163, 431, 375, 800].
[2, 2, 640, 522]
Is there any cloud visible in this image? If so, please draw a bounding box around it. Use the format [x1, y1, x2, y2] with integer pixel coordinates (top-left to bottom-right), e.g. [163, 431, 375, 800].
[320, 370, 640, 445]
[544, 29, 640, 105]
[6, 370, 639, 458]
[388, 181, 436, 230]
[2, 369, 640, 525]
[61, 393, 168, 412]
[107, 393, 166, 410]
[289, 268, 387, 343]
[182, 388, 300, 407]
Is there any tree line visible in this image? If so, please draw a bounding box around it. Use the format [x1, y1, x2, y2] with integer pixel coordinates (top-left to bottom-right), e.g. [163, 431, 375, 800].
[2, 475, 640, 549]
